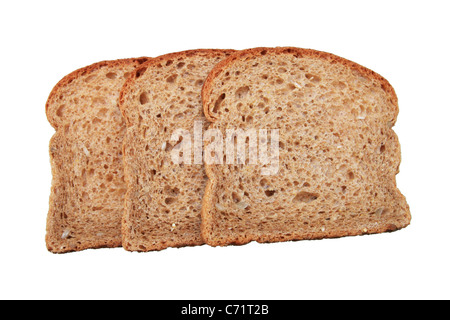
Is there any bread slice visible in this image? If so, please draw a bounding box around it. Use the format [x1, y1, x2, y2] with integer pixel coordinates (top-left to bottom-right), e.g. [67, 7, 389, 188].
[201, 47, 411, 246]
[46, 57, 149, 253]
[119, 49, 235, 251]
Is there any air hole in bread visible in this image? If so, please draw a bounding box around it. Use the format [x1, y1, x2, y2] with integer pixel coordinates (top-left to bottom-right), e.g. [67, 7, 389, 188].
[166, 74, 178, 83]
[259, 179, 269, 189]
[235, 86, 250, 99]
[177, 62, 185, 69]
[174, 112, 189, 120]
[139, 92, 149, 105]
[106, 72, 117, 79]
[213, 93, 226, 114]
[96, 108, 107, 118]
[166, 60, 173, 66]
[164, 197, 176, 205]
[162, 141, 173, 152]
[116, 189, 126, 201]
[332, 80, 347, 89]
[84, 75, 96, 83]
[93, 97, 107, 106]
[164, 186, 180, 196]
[256, 102, 265, 109]
[232, 192, 241, 203]
[348, 171, 355, 180]
[373, 207, 385, 216]
[136, 67, 147, 78]
[305, 73, 321, 83]
[293, 192, 319, 203]
[379, 144, 386, 153]
[56, 105, 65, 117]
[265, 190, 276, 197]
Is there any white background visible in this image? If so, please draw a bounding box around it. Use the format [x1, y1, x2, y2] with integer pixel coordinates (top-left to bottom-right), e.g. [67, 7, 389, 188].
[0, 0, 449, 300]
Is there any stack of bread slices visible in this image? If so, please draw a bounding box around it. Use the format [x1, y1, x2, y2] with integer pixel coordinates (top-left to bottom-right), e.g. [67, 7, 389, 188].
[45, 47, 411, 253]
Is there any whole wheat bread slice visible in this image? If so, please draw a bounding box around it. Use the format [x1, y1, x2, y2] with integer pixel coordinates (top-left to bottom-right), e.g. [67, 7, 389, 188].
[119, 49, 235, 251]
[46, 57, 149, 253]
[201, 47, 411, 246]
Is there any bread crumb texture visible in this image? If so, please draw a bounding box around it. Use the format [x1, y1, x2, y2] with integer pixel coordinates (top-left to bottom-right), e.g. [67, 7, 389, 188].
[201, 47, 411, 246]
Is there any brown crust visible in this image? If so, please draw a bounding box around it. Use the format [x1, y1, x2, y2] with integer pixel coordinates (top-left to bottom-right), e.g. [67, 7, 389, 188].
[202, 220, 407, 247]
[200, 47, 409, 247]
[119, 49, 235, 252]
[46, 236, 123, 254]
[46, 57, 149, 254]
[202, 47, 398, 123]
